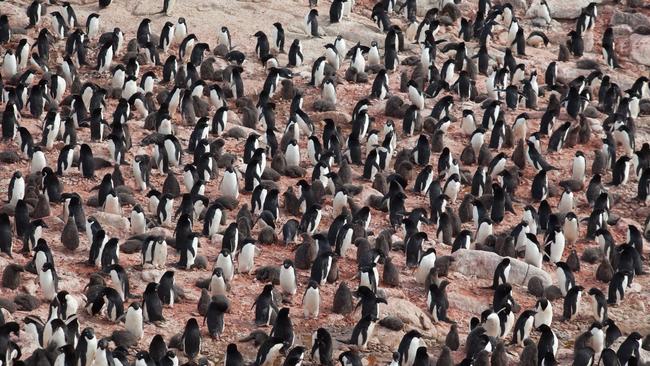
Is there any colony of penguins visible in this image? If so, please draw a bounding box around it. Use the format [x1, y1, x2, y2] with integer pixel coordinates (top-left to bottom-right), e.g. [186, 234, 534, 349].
[0, 0, 650, 364]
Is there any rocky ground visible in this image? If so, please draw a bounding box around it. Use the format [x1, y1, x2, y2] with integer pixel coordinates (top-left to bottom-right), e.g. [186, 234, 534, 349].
[1, 0, 650, 365]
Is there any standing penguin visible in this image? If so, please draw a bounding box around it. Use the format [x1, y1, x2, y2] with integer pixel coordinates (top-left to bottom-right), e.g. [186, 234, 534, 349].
[271, 23, 285, 53]
[305, 9, 321, 38]
[204, 300, 228, 339]
[40, 262, 59, 301]
[302, 280, 320, 319]
[181, 318, 201, 359]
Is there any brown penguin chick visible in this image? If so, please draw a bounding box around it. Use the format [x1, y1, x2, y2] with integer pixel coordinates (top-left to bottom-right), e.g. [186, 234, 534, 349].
[396, 161, 415, 182]
[385, 96, 406, 118]
[237, 204, 253, 228]
[372, 173, 388, 195]
[495, 236, 516, 258]
[375, 228, 394, 255]
[294, 240, 315, 270]
[200, 57, 217, 80]
[460, 144, 476, 165]
[332, 281, 354, 315]
[477, 144, 493, 167]
[32, 194, 50, 219]
[578, 115, 592, 144]
[311, 180, 326, 204]
[338, 158, 353, 184]
[436, 346, 453, 366]
[283, 187, 301, 216]
[271, 150, 286, 174]
[193, 96, 210, 118]
[197, 288, 211, 316]
[258, 226, 277, 245]
[280, 79, 297, 100]
[566, 249, 581, 272]
[512, 139, 527, 169]
[445, 207, 462, 236]
[61, 213, 79, 251]
[474, 350, 490, 366]
[238, 217, 252, 241]
[491, 341, 508, 366]
[254, 266, 280, 285]
[434, 256, 454, 277]
[558, 43, 570, 61]
[162, 171, 181, 198]
[112, 165, 125, 186]
[592, 149, 608, 176]
[458, 193, 475, 223]
[445, 323, 460, 351]
[431, 130, 445, 153]
[527, 277, 545, 297]
[519, 338, 538, 366]
[2, 264, 24, 289]
[382, 256, 400, 287]
[596, 259, 614, 283]
[393, 148, 412, 170]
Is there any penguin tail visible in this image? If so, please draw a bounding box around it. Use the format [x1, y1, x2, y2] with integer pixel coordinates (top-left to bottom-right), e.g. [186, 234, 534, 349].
[336, 338, 352, 345]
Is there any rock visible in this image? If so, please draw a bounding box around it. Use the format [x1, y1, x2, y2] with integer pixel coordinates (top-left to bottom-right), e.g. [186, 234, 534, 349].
[612, 10, 650, 29]
[451, 249, 553, 286]
[374, 327, 405, 349]
[544, 0, 600, 19]
[141, 269, 164, 283]
[92, 212, 131, 234]
[612, 24, 633, 37]
[630, 34, 650, 66]
[544, 285, 563, 301]
[379, 316, 404, 331]
[379, 298, 435, 333]
[528, 277, 545, 297]
[312, 111, 352, 125]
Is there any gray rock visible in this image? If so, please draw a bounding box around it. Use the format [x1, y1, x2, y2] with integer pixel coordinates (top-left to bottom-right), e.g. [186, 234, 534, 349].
[379, 298, 435, 333]
[544, 0, 601, 19]
[312, 111, 352, 125]
[544, 285, 563, 301]
[451, 249, 552, 286]
[612, 10, 650, 29]
[92, 212, 131, 235]
[630, 35, 650, 66]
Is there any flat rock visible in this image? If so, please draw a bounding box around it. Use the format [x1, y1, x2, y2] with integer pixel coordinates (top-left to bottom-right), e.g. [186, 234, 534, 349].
[92, 212, 131, 235]
[612, 10, 650, 29]
[630, 34, 650, 66]
[450, 249, 552, 287]
[378, 298, 435, 335]
[545, 0, 601, 19]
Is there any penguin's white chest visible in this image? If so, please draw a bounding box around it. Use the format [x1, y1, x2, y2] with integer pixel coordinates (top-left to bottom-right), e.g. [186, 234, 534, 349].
[303, 288, 320, 318]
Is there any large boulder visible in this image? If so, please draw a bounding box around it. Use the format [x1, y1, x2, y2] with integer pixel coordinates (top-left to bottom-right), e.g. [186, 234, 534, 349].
[450, 249, 553, 287]
[378, 298, 436, 335]
[545, 0, 600, 19]
[630, 34, 650, 66]
[612, 10, 650, 30]
[92, 212, 131, 235]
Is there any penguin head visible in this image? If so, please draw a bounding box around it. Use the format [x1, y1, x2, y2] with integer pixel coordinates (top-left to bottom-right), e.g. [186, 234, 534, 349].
[282, 259, 294, 269]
